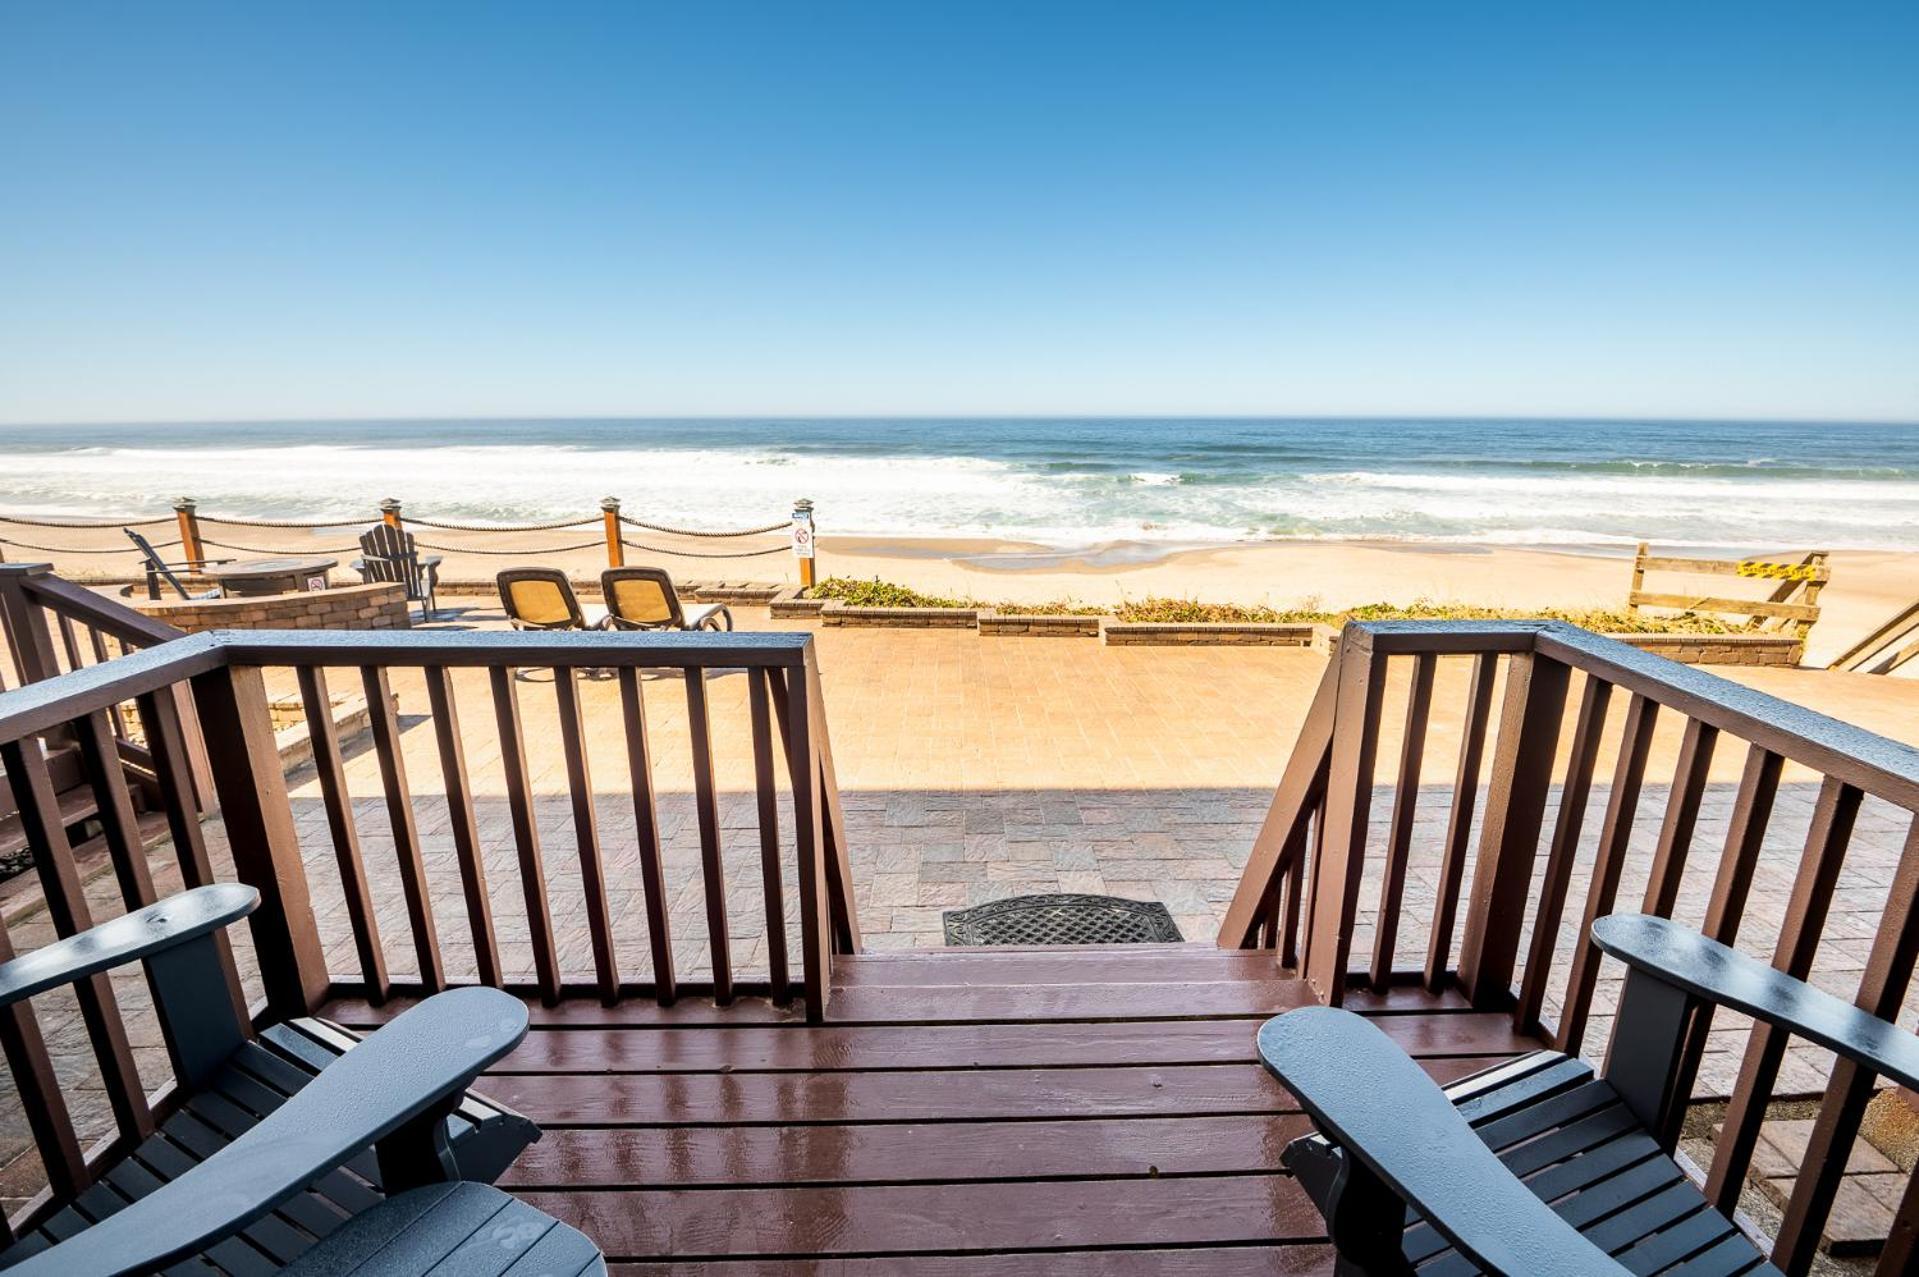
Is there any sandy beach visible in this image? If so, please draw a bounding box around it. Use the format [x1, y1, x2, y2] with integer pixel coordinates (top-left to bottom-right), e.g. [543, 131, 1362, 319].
[10, 516, 1912, 668]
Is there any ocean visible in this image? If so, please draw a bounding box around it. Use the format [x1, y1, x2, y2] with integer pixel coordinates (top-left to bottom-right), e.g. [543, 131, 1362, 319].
[2, 418, 1915, 551]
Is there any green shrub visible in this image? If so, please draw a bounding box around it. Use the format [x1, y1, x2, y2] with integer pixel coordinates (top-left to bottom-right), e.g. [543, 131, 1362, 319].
[809, 579, 1733, 634]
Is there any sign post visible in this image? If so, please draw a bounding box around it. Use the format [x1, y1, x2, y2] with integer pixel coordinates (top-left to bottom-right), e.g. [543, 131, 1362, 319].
[792, 498, 817, 590]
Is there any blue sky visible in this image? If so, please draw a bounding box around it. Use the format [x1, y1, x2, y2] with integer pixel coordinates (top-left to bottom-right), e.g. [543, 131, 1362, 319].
[2, 1, 1915, 422]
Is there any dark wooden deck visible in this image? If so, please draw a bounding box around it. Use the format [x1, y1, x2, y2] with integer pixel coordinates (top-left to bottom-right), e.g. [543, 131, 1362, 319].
[324, 945, 1543, 1272]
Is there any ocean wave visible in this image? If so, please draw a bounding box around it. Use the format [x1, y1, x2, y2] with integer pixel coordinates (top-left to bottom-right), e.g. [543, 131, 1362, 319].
[1, 419, 1915, 550]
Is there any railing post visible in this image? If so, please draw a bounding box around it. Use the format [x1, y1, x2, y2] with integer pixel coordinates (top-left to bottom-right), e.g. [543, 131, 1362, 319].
[189, 662, 331, 1016]
[1456, 647, 1571, 1009]
[1301, 625, 1388, 1005]
[381, 497, 404, 530]
[173, 496, 204, 566]
[792, 497, 817, 591]
[601, 496, 624, 568]
[0, 562, 61, 685]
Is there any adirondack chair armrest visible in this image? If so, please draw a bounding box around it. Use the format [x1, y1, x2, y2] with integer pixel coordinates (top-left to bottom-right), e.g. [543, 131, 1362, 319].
[1593, 913, 1919, 1090]
[0, 885, 258, 1009]
[1257, 1007, 1625, 1276]
[10, 986, 530, 1277]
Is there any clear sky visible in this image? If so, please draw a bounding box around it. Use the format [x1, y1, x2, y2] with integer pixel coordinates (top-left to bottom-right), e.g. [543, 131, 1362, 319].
[2, 1, 1915, 423]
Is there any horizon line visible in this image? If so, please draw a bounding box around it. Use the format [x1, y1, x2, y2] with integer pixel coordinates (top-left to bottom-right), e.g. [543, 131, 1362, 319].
[4, 412, 1918, 429]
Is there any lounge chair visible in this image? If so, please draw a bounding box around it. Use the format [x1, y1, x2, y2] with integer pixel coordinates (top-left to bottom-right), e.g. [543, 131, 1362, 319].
[1253, 912, 1902, 1274]
[497, 566, 608, 631]
[353, 523, 443, 621]
[602, 565, 733, 631]
[0, 884, 596, 1275]
[124, 528, 224, 601]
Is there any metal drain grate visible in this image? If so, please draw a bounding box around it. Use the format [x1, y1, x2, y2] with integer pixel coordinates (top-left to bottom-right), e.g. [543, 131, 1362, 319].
[942, 894, 1184, 946]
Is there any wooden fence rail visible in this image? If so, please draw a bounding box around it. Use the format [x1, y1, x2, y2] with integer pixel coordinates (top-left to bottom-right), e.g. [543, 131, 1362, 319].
[1220, 618, 1919, 1275]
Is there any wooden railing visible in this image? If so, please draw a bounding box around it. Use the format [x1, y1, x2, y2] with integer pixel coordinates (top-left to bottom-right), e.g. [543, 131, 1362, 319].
[1221, 619, 1919, 1275]
[0, 616, 857, 1233]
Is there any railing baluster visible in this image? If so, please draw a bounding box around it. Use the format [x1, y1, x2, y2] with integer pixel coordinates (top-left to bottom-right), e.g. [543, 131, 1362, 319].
[86, 628, 129, 738]
[804, 656, 861, 955]
[74, 709, 157, 908]
[191, 664, 331, 1017]
[0, 735, 153, 1141]
[1370, 653, 1435, 991]
[1458, 652, 1571, 1009]
[1706, 776, 1863, 1211]
[555, 667, 619, 1004]
[54, 612, 82, 674]
[361, 665, 444, 992]
[296, 666, 391, 1001]
[1281, 806, 1312, 970]
[1515, 674, 1613, 1034]
[780, 656, 829, 1022]
[683, 669, 733, 1003]
[423, 666, 502, 988]
[490, 666, 561, 1004]
[1639, 718, 1719, 917]
[1773, 814, 1919, 1272]
[616, 668, 676, 1003]
[0, 920, 87, 1199]
[1663, 743, 1784, 1127]
[137, 687, 249, 1024]
[1425, 652, 1498, 992]
[749, 668, 791, 1004]
[1557, 692, 1661, 1055]
[1302, 630, 1389, 1004]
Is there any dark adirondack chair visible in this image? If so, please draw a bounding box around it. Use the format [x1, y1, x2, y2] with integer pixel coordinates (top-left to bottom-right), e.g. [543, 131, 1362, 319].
[601, 566, 733, 632]
[1254, 913, 1916, 1275]
[351, 524, 442, 621]
[0, 884, 576, 1275]
[125, 529, 224, 601]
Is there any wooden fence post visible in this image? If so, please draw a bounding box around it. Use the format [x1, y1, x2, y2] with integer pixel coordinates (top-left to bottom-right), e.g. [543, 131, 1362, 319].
[601, 497, 624, 568]
[381, 497, 404, 530]
[1457, 649, 1571, 1008]
[173, 497, 205, 566]
[189, 662, 331, 1016]
[793, 498, 817, 590]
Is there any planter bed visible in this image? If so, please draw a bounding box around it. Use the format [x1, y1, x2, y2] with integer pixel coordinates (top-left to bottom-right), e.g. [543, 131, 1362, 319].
[978, 611, 1102, 638]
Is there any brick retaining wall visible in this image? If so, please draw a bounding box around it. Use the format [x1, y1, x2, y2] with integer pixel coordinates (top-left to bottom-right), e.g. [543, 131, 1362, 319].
[131, 582, 411, 633]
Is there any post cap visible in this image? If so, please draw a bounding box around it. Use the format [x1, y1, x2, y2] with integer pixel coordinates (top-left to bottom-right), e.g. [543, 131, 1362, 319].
[172, 496, 197, 511]
[379, 497, 403, 513]
[600, 495, 622, 511]
[793, 498, 815, 516]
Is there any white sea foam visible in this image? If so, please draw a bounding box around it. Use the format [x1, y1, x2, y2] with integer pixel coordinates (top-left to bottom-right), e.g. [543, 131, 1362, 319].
[2, 426, 1914, 550]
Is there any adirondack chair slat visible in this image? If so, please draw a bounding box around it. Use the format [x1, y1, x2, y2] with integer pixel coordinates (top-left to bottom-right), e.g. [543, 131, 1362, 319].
[0, 887, 554, 1275]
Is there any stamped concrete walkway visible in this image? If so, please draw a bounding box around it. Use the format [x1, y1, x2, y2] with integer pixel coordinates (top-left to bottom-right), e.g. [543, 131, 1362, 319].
[1, 599, 1917, 1217]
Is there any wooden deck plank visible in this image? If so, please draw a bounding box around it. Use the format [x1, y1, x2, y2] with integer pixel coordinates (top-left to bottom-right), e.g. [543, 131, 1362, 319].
[501, 1115, 1316, 1188]
[485, 1056, 1501, 1127]
[485, 1012, 1533, 1074]
[606, 1247, 1337, 1274]
[522, 1174, 1326, 1258]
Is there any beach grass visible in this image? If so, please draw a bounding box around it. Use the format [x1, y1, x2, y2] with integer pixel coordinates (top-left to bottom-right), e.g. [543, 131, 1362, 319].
[810, 576, 1736, 633]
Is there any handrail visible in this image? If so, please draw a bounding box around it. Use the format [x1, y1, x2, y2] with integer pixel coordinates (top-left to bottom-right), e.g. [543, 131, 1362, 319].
[0, 637, 225, 744]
